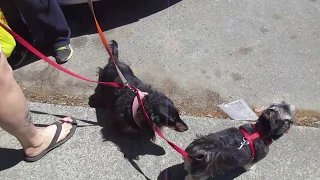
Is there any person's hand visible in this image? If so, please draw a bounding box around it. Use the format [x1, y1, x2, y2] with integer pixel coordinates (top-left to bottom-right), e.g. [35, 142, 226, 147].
[0, 45, 9, 62]
[0, 45, 3, 61]
[0, 44, 12, 75]
[0, 45, 4, 60]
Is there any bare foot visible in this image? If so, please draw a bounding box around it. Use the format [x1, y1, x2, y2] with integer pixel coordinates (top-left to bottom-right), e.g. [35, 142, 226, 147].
[24, 117, 73, 157]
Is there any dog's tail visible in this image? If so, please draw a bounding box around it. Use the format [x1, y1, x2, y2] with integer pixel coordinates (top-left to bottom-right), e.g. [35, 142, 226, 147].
[109, 40, 119, 62]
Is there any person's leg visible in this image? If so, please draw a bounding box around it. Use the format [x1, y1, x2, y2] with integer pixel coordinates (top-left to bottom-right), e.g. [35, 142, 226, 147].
[13, 0, 73, 64]
[0, 46, 73, 158]
[0, 1, 32, 42]
[0, 1, 33, 66]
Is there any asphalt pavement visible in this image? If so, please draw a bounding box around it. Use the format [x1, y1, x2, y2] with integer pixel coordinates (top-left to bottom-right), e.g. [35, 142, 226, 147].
[12, 0, 320, 114]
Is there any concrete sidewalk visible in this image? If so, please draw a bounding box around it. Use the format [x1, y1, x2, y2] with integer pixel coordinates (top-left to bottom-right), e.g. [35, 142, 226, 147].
[0, 102, 319, 180]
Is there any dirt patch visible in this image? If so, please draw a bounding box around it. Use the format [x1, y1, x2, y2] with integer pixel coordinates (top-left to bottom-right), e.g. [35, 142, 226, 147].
[294, 110, 320, 128]
[238, 47, 253, 55]
[21, 85, 88, 107]
[156, 77, 226, 117]
[21, 84, 320, 128]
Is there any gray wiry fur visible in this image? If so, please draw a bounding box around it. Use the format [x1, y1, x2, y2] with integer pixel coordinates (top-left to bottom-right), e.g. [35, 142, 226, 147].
[184, 101, 295, 180]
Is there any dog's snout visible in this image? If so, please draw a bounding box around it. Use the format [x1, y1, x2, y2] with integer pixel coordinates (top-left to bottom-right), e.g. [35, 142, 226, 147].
[183, 125, 189, 131]
[175, 126, 188, 132]
[175, 122, 189, 132]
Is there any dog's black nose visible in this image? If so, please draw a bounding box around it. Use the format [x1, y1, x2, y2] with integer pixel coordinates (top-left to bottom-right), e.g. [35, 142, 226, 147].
[175, 122, 189, 132]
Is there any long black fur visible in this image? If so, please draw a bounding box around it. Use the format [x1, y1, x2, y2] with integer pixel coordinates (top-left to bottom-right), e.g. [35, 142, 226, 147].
[89, 40, 189, 140]
[184, 102, 295, 179]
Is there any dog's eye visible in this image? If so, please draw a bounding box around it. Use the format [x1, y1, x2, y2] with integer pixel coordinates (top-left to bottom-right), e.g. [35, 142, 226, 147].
[277, 120, 284, 126]
[195, 154, 205, 160]
[284, 119, 293, 125]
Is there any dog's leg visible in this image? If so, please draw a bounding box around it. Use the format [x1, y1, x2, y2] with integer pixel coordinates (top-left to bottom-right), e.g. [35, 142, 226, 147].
[110, 40, 119, 59]
[184, 174, 193, 180]
[184, 158, 201, 180]
[122, 125, 139, 134]
[183, 157, 191, 172]
[185, 175, 209, 180]
[183, 157, 192, 180]
[111, 122, 120, 132]
[198, 176, 210, 180]
[243, 163, 256, 171]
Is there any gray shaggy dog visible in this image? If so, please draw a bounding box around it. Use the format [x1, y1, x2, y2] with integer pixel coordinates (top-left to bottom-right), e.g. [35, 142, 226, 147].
[184, 101, 295, 180]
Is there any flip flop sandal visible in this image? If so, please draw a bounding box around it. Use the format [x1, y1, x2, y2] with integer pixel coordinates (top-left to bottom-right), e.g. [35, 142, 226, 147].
[24, 117, 77, 162]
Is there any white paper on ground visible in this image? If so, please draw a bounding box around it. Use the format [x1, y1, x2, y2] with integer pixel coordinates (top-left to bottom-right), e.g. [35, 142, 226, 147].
[218, 99, 259, 121]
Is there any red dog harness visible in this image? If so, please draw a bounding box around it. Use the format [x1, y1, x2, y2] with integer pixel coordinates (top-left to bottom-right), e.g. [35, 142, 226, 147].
[239, 124, 272, 159]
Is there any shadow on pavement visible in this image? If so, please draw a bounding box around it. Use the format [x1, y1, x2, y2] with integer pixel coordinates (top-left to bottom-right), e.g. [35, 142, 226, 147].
[157, 163, 247, 180]
[3, 0, 182, 70]
[0, 109, 100, 172]
[30, 110, 100, 128]
[62, 0, 182, 38]
[0, 148, 24, 171]
[95, 108, 165, 180]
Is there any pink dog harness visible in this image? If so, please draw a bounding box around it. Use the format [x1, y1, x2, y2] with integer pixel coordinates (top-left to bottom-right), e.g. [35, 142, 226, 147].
[132, 90, 149, 127]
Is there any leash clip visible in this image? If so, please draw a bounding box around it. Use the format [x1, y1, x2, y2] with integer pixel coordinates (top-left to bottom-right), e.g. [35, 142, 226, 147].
[238, 137, 249, 149]
[123, 81, 136, 93]
[123, 81, 131, 89]
[123, 81, 129, 88]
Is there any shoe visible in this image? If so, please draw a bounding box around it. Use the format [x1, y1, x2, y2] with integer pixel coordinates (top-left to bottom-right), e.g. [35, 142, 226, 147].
[54, 44, 73, 64]
[24, 117, 77, 162]
[7, 41, 32, 67]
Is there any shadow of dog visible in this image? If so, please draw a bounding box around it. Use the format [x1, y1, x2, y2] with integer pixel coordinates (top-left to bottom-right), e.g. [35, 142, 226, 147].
[157, 163, 246, 180]
[95, 108, 166, 160]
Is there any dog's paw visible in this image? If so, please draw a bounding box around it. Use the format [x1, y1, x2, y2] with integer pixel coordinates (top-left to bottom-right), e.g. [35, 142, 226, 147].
[151, 136, 157, 142]
[243, 164, 256, 171]
[95, 67, 103, 76]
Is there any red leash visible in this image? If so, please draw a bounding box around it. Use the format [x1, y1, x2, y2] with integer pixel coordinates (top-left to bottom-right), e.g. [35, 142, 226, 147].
[0, 4, 190, 159]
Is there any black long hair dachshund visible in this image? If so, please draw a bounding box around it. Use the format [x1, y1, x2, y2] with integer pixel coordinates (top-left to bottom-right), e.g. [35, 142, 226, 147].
[89, 40, 189, 140]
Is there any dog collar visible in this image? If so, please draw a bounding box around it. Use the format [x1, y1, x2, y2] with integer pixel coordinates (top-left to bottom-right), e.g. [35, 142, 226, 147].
[239, 124, 272, 159]
[132, 90, 149, 127]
